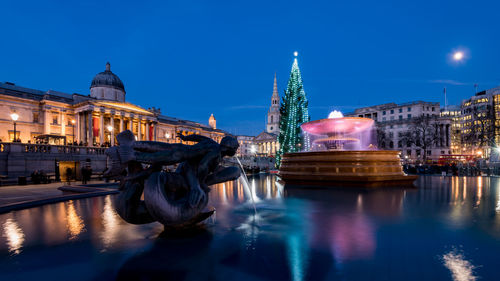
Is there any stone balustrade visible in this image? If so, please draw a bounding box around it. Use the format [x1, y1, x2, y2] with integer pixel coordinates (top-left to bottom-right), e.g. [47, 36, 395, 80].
[0, 142, 106, 155]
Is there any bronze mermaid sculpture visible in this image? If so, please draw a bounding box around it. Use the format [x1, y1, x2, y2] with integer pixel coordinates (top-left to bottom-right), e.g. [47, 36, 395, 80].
[105, 130, 241, 228]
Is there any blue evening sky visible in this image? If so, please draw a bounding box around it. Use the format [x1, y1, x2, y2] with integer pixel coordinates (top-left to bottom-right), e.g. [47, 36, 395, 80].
[1, 0, 499, 135]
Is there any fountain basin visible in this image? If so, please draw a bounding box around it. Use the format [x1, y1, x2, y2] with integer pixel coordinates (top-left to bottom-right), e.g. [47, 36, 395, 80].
[279, 150, 417, 187]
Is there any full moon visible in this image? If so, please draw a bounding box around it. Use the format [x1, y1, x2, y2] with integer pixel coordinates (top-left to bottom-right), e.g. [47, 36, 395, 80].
[453, 51, 464, 61]
[294, 51, 298, 57]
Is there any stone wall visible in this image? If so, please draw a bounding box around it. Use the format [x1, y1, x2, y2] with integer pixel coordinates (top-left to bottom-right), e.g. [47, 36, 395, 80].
[0, 143, 107, 179]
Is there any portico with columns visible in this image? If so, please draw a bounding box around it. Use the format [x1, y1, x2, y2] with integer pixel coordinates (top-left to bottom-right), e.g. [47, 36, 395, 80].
[73, 102, 156, 145]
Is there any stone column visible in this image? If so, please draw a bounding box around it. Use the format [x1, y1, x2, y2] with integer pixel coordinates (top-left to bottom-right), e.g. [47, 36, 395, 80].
[87, 111, 93, 146]
[44, 108, 51, 134]
[75, 113, 80, 143]
[153, 123, 157, 141]
[138, 118, 142, 141]
[110, 116, 115, 146]
[99, 113, 104, 145]
[61, 112, 66, 137]
[145, 121, 150, 141]
[119, 115, 124, 133]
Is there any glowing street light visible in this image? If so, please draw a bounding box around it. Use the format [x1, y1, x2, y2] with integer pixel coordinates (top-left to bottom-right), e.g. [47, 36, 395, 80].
[10, 113, 19, 121]
[10, 113, 19, 142]
[250, 145, 257, 154]
[107, 125, 113, 132]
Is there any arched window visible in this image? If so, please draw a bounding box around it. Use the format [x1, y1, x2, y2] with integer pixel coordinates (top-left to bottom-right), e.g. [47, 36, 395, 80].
[271, 116, 273, 123]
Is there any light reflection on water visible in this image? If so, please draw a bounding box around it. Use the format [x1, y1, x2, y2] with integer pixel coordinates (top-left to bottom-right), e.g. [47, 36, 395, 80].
[0, 175, 499, 281]
[100, 196, 119, 250]
[2, 218, 25, 255]
[66, 200, 85, 240]
[442, 250, 477, 281]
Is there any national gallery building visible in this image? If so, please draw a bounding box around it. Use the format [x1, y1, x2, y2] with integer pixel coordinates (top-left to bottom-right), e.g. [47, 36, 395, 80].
[0, 63, 228, 146]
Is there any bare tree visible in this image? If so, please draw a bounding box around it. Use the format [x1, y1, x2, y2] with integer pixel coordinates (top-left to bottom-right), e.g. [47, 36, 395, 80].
[401, 115, 441, 161]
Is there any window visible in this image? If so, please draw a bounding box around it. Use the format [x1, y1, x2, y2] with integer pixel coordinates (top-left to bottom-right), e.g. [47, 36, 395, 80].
[399, 108, 402, 113]
[390, 109, 394, 114]
[399, 115, 403, 120]
[33, 113, 39, 123]
[271, 116, 273, 123]
[390, 116, 394, 120]
[407, 150, 411, 156]
[427, 150, 432, 155]
[432, 107, 435, 111]
[382, 117, 386, 121]
[383, 111, 386, 115]
[52, 114, 58, 125]
[408, 107, 411, 112]
[408, 114, 412, 119]
[270, 126, 273, 131]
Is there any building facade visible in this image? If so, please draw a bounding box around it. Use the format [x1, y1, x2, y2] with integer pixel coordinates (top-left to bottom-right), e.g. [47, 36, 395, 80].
[236, 135, 255, 157]
[459, 86, 500, 156]
[0, 62, 229, 146]
[346, 101, 452, 162]
[440, 105, 462, 154]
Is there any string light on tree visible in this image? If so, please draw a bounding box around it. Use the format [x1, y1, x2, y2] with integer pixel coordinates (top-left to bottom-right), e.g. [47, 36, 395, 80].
[276, 52, 310, 168]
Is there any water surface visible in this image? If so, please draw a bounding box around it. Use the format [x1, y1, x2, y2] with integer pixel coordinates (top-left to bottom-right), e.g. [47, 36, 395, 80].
[1, 175, 499, 280]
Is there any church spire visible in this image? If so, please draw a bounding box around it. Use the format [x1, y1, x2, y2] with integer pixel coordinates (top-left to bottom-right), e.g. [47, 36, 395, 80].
[273, 72, 278, 97]
[267, 73, 280, 135]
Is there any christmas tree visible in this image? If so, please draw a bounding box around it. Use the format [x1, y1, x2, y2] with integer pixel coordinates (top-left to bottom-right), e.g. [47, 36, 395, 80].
[276, 53, 310, 168]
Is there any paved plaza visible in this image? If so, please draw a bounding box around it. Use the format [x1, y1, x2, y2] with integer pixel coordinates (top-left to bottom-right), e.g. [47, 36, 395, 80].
[0, 181, 118, 213]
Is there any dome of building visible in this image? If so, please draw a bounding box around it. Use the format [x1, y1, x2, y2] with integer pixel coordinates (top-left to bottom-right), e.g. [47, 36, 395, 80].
[90, 62, 126, 102]
[90, 62, 125, 92]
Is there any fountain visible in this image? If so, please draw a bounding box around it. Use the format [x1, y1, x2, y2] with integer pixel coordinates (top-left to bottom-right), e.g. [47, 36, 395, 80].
[279, 111, 417, 187]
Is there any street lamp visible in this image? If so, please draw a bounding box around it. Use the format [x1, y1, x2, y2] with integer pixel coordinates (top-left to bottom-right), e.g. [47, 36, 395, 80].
[250, 145, 257, 154]
[10, 113, 19, 142]
[107, 125, 113, 145]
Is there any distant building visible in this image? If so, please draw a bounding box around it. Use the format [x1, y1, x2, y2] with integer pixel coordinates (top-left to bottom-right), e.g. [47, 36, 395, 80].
[346, 101, 451, 162]
[440, 105, 462, 154]
[266, 74, 280, 134]
[208, 113, 216, 129]
[459, 86, 500, 156]
[0, 62, 229, 145]
[236, 135, 255, 157]
[254, 131, 278, 156]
